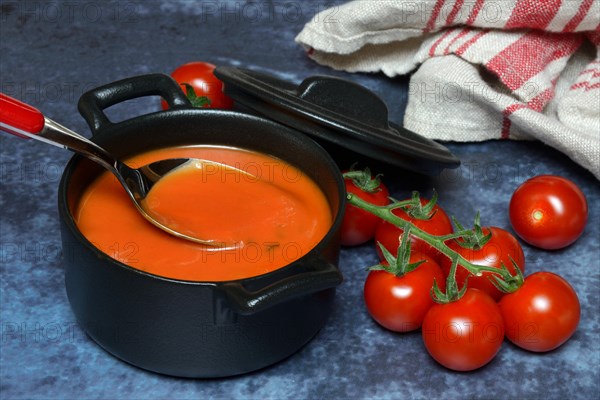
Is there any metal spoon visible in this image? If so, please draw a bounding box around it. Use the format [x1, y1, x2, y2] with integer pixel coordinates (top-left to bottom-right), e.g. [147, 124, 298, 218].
[0, 92, 236, 246]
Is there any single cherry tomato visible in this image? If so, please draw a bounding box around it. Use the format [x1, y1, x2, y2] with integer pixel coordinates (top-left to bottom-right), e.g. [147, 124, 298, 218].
[364, 253, 446, 332]
[375, 198, 452, 263]
[440, 227, 525, 302]
[509, 175, 588, 250]
[341, 170, 389, 246]
[422, 288, 505, 371]
[162, 61, 234, 109]
[499, 272, 580, 352]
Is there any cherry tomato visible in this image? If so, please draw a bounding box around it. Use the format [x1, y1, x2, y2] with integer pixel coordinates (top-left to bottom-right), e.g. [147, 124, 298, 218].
[422, 288, 505, 371]
[499, 272, 580, 352]
[440, 227, 525, 302]
[509, 175, 588, 250]
[341, 172, 389, 246]
[375, 198, 452, 263]
[364, 253, 446, 332]
[162, 62, 234, 109]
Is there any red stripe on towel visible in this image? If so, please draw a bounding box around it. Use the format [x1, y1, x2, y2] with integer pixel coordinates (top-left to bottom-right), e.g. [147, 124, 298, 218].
[446, 0, 464, 25]
[486, 32, 583, 91]
[455, 29, 489, 55]
[424, 0, 447, 32]
[527, 87, 555, 112]
[500, 104, 525, 139]
[571, 81, 600, 91]
[444, 28, 471, 54]
[505, 0, 562, 31]
[429, 29, 454, 56]
[563, 0, 594, 32]
[465, 0, 485, 25]
[501, 87, 555, 138]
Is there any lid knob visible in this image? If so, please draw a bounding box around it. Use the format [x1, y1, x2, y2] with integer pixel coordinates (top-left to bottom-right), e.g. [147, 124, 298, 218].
[297, 76, 390, 129]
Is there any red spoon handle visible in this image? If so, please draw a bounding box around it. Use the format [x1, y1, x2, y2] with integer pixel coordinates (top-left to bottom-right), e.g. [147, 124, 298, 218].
[0, 93, 45, 137]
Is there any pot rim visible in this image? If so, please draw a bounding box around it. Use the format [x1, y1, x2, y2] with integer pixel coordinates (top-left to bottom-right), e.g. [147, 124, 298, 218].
[58, 109, 346, 286]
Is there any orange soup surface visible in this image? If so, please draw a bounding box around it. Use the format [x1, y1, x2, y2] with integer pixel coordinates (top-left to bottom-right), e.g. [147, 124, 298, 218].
[74, 145, 332, 281]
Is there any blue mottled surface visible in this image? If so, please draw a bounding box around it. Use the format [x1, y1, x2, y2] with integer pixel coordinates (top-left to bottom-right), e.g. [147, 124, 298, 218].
[1, 1, 599, 399]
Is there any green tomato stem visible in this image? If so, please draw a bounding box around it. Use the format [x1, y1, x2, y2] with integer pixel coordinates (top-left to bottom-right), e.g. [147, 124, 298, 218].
[346, 193, 511, 279]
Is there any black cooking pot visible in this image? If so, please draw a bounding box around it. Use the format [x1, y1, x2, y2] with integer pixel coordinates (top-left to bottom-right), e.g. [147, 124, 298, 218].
[58, 74, 345, 378]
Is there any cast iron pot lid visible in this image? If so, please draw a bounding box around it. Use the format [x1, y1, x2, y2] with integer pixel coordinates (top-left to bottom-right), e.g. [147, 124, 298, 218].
[214, 66, 460, 175]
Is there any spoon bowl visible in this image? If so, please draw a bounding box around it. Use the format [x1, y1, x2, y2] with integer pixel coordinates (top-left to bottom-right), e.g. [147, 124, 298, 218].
[0, 93, 234, 246]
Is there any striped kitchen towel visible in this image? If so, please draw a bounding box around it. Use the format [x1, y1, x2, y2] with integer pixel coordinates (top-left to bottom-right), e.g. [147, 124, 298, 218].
[296, 0, 600, 179]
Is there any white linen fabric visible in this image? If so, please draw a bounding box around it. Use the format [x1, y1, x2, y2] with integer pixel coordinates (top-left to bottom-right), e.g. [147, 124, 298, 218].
[296, 0, 600, 178]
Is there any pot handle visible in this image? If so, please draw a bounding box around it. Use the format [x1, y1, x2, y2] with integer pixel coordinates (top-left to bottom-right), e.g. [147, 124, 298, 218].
[219, 261, 343, 315]
[77, 73, 191, 135]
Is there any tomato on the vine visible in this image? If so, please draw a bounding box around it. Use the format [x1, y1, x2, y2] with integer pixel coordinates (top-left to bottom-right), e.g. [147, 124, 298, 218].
[440, 226, 525, 302]
[162, 61, 234, 109]
[375, 197, 452, 263]
[364, 252, 445, 332]
[341, 169, 389, 246]
[509, 175, 588, 250]
[422, 288, 505, 371]
[499, 272, 580, 352]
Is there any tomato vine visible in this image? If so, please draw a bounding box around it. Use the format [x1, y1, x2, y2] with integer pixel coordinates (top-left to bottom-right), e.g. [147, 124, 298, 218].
[346, 192, 519, 290]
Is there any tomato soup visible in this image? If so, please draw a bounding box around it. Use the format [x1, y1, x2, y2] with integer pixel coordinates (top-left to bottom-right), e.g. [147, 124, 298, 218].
[74, 145, 332, 281]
